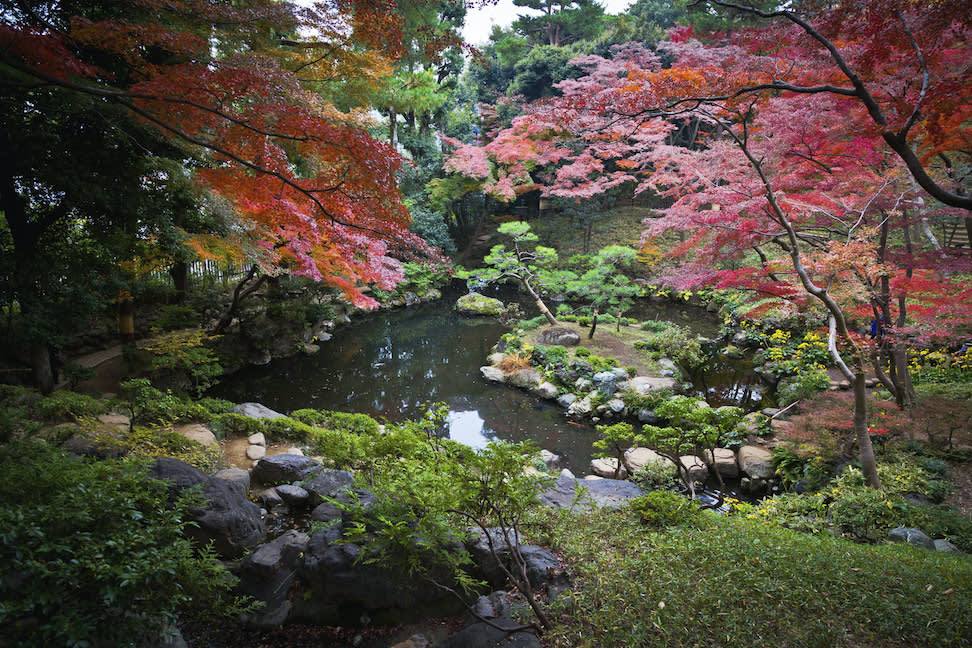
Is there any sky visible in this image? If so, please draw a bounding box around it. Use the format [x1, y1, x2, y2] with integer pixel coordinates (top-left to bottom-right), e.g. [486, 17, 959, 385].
[461, 0, 636, 46]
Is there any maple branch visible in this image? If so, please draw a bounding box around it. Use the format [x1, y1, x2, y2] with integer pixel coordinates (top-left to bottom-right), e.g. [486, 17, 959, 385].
[0, 54, 403, 242]
[893, 8, 930, 139]
[694, 0, 972, 210]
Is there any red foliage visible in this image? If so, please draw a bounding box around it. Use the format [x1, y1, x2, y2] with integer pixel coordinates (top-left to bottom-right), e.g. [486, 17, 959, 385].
[2, 0, 447, 307]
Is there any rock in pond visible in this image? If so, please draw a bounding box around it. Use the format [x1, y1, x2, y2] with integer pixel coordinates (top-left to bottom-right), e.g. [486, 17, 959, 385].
[480, 366, 505, 383]
[455, 292, 505, 316]
[628, 375, 678, 394]
[737, 445, 774, 480]
[590, 457, 627, 479]
[624, 447, 675, 474]
[700, 447, 739, 479]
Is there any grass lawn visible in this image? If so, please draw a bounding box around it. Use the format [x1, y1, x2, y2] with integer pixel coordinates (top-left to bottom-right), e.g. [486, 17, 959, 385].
[539, 506, 972, 648]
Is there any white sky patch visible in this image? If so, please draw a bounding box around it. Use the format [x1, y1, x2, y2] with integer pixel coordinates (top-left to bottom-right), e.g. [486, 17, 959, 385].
[462, 0, 636, 46]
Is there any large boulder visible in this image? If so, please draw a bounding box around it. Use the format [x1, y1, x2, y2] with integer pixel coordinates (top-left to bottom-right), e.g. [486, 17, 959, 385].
[252, 454, 322, 485]
[540, 469, 644, 510]
[888, 527, 935, 550]
[592, 371, 619, 396]
[455, 292, 505, 316]
[148, 458, 265, 558]
[301, 468, 354, 506]
[567, 395, 593, 417]
[624, 447, 676, 474]
[508, 368, 542, 389]
[228, 402, 286, 419]
[480, 366, 505, 382]
[536, 327, 581, 347]
[237, 530, 310, 625]
[590, 458, 627, 479]
[700, 448, 739, 479]
[737, 445, 774, 480]
[172, 423, 218, 447]
[534, 382, 559, 400]
[678, 455, 708, 482]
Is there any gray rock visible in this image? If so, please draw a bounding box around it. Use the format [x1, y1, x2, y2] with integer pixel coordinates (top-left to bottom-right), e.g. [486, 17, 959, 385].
[540, 469, 644, 510]
[556, 393, 577, 408]
[173, 423, 218, 447]
[487, 352, 505, 365]
[456, 292, 505, 316]
[934, 538, 960, 553]
[737, 445, 774, 479]
[700, 448, 739, 479]
[590, 457, 626, 479]
[888, 527, 935, 550]
[624, 447, 675, 473]
[213, 468, 250, 492]
[629, 375, 678, 394]
[302, 468, 354, 506]
[149, 458, 265, 558]
[592, 371, 618, 395]
[258, 488, 284, 509]
[238, 530, 309, 626]
[534, 381, 559, 399]
[248, 432, 266, 446]
[536, 327, 581, 346]
[480, 366, 505, 383]
[678, 455, 708, 482]
[611, 367, 629, 380]
[574, 377, 593, 392]
[252, 454, 322, 485]
[636, 408, 662, 424]
[567, 395, 593, 417]
[228, 402, 286, 420]
[539, 449, 561, 469]
[276, 484, 310, 507]
[310, 500, 343, 524]
[438, 623, 541, 648]
[607, 398, 625, 414]
[508, 368, 542, 389]
[246, 444, 266, 461]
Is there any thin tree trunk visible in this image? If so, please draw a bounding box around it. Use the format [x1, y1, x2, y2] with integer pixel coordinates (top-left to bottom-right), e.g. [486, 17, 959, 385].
[520, 279, 558, 326]
[169, 260, 189, 302]
[30, 342, 54, 395]
[212, 264, 268, 334]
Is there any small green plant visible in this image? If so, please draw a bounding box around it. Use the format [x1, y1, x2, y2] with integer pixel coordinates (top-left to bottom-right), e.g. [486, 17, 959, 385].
[34, 390, 105, 421]
[575, 346, 591, 357]
[629, 491, 701, 528]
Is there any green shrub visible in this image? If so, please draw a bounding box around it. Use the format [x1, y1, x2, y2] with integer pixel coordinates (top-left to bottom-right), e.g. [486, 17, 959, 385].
[34, 390, 105, 421]
[776, 366, 830, 406]
[209, 413, 265, 439]
[637, 323, 703, 368]
[0, 441, 243, 647]
[640, 319, 669, 332]
[629, 491, 701, 528]
[154, 304, 200, 330]
[575, 346, 591, 357]
[123, 426, 220, 473]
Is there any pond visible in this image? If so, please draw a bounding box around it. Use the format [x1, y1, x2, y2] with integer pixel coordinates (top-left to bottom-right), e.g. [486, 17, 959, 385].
[213, 284, 756, 473]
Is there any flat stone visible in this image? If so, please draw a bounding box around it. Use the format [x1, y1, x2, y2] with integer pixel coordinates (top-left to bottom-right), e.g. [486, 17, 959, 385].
[246, 444, 267, 460]
[628, 376, 678, 394]
[540, 469, 644, 511]
[769, 419, 795, 435]
[248, 432, 266, 446]
[934, 538, 960, 553]
[96, 413, 130, 433]
[480, 366, 505, 382]
[170, 423, 217, 447]
[488, 352, 505, 365]
[302, 468, 354, 506]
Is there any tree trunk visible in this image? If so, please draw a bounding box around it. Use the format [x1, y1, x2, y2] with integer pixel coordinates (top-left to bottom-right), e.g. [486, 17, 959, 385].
[852, 372, 881, 488]
[388, 108, 398, 149]
[588, 308, 598, 339]
[117, 296, 135, 342]
[30, 342, 54, 395]
[169, 260, 189, 302]
[212, 265, 268, 334]
[520, 278, 558, 326]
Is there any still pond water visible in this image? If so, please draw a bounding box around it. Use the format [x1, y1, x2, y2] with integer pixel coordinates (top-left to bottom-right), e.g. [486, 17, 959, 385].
[214, 286, 756, 473]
